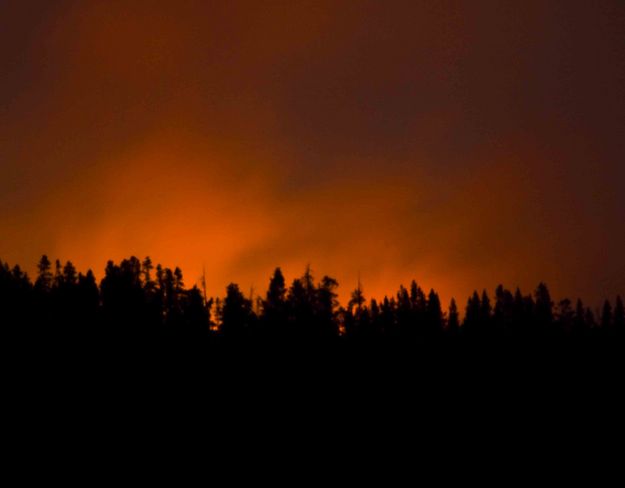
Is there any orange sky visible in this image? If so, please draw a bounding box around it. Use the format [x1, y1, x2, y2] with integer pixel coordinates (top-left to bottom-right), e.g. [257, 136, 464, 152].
[1, 1, 623, 308]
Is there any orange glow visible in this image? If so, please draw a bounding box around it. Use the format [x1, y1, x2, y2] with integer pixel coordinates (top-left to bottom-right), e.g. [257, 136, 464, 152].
[1, 1, 623, 309]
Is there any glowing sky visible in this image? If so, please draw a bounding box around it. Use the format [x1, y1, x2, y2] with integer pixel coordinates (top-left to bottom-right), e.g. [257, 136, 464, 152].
[1, 0, 624, 307]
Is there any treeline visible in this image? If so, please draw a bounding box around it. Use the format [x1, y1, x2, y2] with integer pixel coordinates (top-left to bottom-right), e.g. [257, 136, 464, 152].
[0, 255, 623, 344]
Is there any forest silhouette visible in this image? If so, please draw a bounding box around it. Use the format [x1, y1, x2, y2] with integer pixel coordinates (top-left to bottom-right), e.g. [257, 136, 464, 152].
[1, 255, 623, 350]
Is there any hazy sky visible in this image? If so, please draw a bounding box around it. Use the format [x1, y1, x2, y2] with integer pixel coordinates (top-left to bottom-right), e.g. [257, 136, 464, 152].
[1, 0, 624, 307]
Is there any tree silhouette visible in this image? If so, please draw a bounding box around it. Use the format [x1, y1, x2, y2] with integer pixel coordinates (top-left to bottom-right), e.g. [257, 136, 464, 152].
[556, 299, 574, 335]
[573, 299, 587, 336]
[380, 297, 397, 338]
[0, 262, 32, 337]
[494, 285, 514, 336]
[262, 267, 288, 339]
[425, 289, 443, 338]
[76, 270, 99, 336]
[0, 254, 621, 349]
[182, 286, 210, 338]
[395, 285, 413, 339]
[369, 299, 384, 337]
[479, 290, 492, 334]
[410, 280, 427, 338]
[100, 257, 147, 338]
[221, 283, 255, 338]
[317, 275, 339, 339]
[463, 291, 481, 337]
[600, 300, 613, 333]
[287, 277, 312, 339]
[447, 299, 459, 335]
[35, 255, 53, 293]
[349, 280, 366, 316]
[534, 282, 554, 331]
[346, 280, 367, 338]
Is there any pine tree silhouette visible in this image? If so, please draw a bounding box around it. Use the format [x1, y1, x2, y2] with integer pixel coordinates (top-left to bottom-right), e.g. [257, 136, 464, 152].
[447, 299, 459, 335]
[0, 254, 621, 350]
